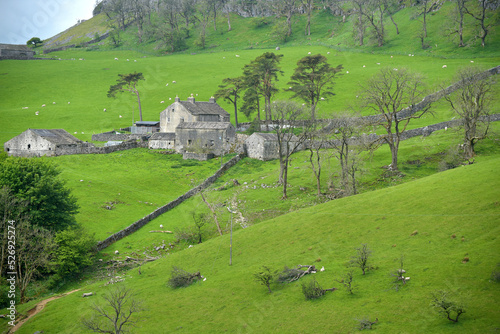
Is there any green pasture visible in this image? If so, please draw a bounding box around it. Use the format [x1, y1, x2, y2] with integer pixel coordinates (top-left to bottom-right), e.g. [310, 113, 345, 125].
[1, 45, 498, 149]
[6, 156, 499, 333]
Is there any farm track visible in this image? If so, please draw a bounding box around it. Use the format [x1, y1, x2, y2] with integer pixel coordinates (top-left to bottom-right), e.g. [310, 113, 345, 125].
[9, 289, 80, 333]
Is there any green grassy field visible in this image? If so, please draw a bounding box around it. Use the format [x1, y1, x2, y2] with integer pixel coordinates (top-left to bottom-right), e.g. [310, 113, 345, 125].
[7, 156, 500, 334]
[0, 5, 499, 333]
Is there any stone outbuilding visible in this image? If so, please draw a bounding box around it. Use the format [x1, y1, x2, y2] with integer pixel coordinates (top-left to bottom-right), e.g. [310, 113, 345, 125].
[4, 129, 85, 157]
[131, 121, 160, 134]
[160, 96, 230, 133]
[148, 132, 176, 150]
[175, 122, 235, 155]
[245, 132, 304, 161]
[0, 44, 35, 60]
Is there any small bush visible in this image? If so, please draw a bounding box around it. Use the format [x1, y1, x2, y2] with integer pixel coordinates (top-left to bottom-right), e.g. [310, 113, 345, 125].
[336, 270, 354, 294]
[167, 267, 202, 288]
[301, 279, 325, 300]
[254, 266, 278, 293]
[491, 264, 500, 282]
[430, 290, 466, 323]
[356, 317, 378, 330]
[439, 146, 465, 171]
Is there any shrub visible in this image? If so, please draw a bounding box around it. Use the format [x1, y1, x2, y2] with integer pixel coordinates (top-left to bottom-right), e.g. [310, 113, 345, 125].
[254, 266, 278, 293]
[350, 244, 373, 275]
[439, 146, 465, 171]
[491, 263, 500, 282]
[356, 317, 378, 330]
[167, 267, 202, 288]
[430, 290, 466, 323]
[336, 270, 354, 294]
[301, 278, 325, 300]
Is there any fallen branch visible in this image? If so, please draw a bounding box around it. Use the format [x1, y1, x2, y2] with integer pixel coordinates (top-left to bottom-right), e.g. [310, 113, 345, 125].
[149, 230, 173, 233]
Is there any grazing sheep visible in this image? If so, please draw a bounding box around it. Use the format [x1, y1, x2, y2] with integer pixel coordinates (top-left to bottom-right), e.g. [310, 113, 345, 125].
[114, 58, 118, 60]
[320, 266, 325, 272]
[308, 52, 311, 54]
[172, 81, 176, 83]
[119, 115, 122, 118]
[235, 55, 240, 57]
[160, 224, 163, 229]
[103, 108, 106, 112]
[346, 71, 349, 74]
[35, 111, 39, 115]
[363, 65, 366, 68]
[442, 65, 447, 68]
[160, 101, 165, 103]
[115, 250, 119, 254]
[22, 106, 28, 109]
[42, 104, 46, 107]
[327, 52, 330, 54]
[52, 102, 56, 104]
[68, 102, 70, 104]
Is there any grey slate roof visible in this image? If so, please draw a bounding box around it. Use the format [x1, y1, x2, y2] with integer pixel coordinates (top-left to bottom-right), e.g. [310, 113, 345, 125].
[149, 132, 176, 140]
[135, 121, 160, 126]
[178, 101, 229, 116]
[30, 129, 82, 145]
[176, 122, 233, 130]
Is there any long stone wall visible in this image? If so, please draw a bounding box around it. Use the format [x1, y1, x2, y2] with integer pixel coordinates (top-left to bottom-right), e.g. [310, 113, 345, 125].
[96, 153, 245, 251]
[54, 140, 148, 156]
[91, 131, 148, 142]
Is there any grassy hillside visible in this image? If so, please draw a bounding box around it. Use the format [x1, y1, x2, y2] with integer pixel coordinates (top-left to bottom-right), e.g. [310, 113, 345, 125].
[7, 156, 500, 333]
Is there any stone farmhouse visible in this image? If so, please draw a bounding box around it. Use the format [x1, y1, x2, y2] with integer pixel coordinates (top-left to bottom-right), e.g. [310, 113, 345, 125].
[151, 96, 236, 156]
[0, 44, 35, 60]
[4, 129, 88, 157]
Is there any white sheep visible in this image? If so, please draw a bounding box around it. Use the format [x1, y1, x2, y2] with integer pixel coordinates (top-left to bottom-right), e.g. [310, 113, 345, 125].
[68, 102, 70, 104]
[172, 81, 176, 83]
[114, 57, 118, 60]
[160, 224, 163, 229]
[126, 59, 129, 61]
[160, 101, 165, 103]
[470, 60, 474, 63]
[363, 65, 366, 68]
[52, 102, 56, 104]
[42, 104, 46, 107]
[327, 52, 330, 55]
[134, 60, 137, 62]
[119, 115, 122, 118]
[308, 52, 311, 54]
[320, 266, 325, 272]
[442, 65, 447, 68]
[235, 55, 240, 57]
[103, 108, 106, 112]
[166, 83, 169, 86]
[35, 111, 39, 115]
[115, 250, 119, 254]
[346, 71, 349, 74]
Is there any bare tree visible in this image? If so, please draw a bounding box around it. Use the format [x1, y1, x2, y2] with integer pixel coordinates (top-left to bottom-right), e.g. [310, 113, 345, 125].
[350, 244, 373, 275]
[270, 0, 298, 38]
[200, 192, 223, 236]
[16, 220, 54, 303]
[415, 0, 443, 48]
[328, 113, 367, 196]
[270, 100, 308, 199]
[444, 67, 494, 159]
[82, 286, 143, 334]
[360, 67, 429, 172]
[464, 0, 495, 47]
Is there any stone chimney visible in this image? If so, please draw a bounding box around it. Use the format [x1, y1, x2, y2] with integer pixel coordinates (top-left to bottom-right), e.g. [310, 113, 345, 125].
[209, 96, 216, 103]
[187, 94, 195, 103]
[175, 96, 180, 102]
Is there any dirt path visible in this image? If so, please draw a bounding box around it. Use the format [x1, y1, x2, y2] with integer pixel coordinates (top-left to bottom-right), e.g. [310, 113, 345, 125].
[9, 289, 80, 333]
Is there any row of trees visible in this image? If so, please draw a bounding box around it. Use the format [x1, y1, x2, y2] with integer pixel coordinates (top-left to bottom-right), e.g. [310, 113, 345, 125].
[0, 157, 95, 305]
[217, 52, 495, 200]
[93, 0, 498, 51]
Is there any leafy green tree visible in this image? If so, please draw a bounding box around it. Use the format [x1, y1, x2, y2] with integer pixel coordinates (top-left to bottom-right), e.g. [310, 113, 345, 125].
[214, 76, 245, 128]
[107, 72, 145, 122]
[243, 52, 284, 127]
[53, 227, 96, 278]
[26, 37, 43, 47]
[288, 54, 343, 120]
[0, 158, 78, 231]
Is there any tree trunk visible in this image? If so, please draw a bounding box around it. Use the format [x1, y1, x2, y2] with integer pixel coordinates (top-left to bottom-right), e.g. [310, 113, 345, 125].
[227, 11, 231, 31]
[233, 98, 239, 128]
[135, 90, 143, 121]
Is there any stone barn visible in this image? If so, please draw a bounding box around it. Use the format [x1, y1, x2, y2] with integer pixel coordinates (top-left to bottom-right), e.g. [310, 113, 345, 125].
[131, 121, 160, 134]
[160, 96, 230, 133]
[175, 122, 235, 155]
[148, 132, 176, 149]
[4, 129, 84, 157]
[245, 132, 304, 161]
[0, 44, 35, 60]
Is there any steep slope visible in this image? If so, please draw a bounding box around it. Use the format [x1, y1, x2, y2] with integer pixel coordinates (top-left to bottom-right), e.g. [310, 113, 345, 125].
[14, 157, 500, 333]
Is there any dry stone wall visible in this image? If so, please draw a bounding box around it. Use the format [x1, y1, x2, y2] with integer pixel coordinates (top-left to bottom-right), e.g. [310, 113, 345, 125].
[96, 153, 245, 251]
